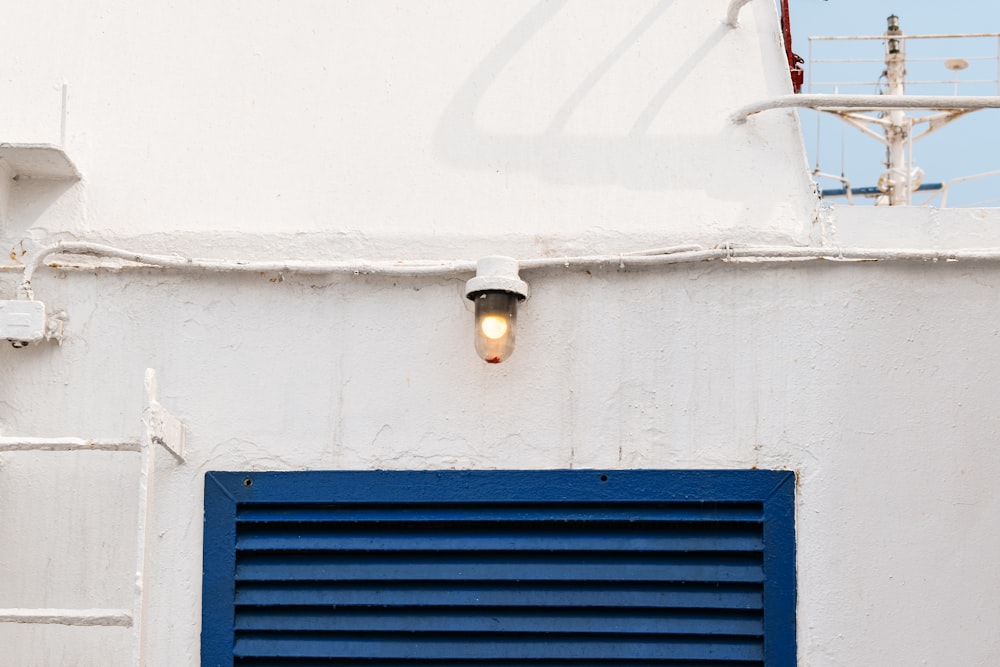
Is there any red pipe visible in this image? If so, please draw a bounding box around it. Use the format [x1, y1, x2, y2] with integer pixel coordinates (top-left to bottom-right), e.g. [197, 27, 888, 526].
[781, 0, 805, 92]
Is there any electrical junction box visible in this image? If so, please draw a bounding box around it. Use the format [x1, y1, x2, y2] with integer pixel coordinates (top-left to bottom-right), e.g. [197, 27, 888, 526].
[0, 300, 46, 344]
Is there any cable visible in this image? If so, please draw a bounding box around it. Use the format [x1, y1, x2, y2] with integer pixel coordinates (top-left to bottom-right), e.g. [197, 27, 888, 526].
[15, 240, 1000, 301]
[16, 241, 698, 299]
[17, 241, 481, 299]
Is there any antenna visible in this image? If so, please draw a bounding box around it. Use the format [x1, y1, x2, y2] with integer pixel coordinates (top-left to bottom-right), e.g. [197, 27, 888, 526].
[801, 16, 1000, 206]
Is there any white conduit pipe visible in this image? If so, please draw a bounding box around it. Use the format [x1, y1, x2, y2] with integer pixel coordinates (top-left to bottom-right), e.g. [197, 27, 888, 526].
[17, 241, 481, 299]
[0, 437, 141, 452]
[732, 94, 1000, 124]
[725, 0, 754, 27]
[523, 246, 1000, 269]
[16, 241, 1000, 301]
[624, 244, 704, 256]
[15, 242, 702, 299]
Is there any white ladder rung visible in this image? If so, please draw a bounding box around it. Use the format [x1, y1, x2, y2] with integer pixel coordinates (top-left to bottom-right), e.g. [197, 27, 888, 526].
[0, 438, 141, 452]
[0, 369, 184, 665]
[0, 608, 133, 627]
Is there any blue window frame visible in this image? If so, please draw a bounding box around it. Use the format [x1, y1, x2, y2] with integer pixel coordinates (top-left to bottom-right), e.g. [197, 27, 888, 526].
[202, 469, 795, 666]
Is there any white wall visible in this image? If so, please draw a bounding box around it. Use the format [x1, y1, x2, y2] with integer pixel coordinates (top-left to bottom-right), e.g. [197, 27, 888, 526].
[1, 2, 998, 665]
[0, 0, 814, 246]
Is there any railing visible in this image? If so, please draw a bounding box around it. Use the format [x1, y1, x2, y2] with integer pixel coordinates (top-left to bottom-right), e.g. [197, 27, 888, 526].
[802, 31, 1000, 207]
[808, 33, 1000, 97]
[918, 170, 1000, 207]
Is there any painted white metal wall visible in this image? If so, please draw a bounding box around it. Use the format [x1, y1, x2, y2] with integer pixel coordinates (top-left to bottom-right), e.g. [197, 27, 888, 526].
[0, 0, 815, 244]
[1, 2, 998, 665]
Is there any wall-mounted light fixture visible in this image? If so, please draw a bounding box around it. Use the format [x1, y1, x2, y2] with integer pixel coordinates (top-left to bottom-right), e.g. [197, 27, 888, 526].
[465, 256, 529, 364]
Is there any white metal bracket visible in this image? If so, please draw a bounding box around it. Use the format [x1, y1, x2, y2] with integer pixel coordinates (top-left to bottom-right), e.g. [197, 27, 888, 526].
[143, 368, 185, 462]
[0, 143, 80, 181]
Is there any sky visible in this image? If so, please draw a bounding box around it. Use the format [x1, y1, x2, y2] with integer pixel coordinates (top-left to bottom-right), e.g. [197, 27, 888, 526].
[786, 1, 1000, 206]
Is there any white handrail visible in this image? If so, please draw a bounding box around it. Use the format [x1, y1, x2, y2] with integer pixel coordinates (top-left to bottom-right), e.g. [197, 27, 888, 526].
[921, 170, 1000, 207]
[812, 172, 856, 205]
[811, 32, 1000, 41]
[725, 0, 754, 27]
[732, 93, 1000, 123]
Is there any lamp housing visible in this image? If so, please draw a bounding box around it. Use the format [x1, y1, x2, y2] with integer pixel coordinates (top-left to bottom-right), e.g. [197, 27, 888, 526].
[465, 256, 529, 364]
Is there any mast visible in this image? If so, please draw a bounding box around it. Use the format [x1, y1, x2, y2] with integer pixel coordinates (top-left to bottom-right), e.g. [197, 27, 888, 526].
[754, 15, 1000, 206]
[883, 14, 908, 205]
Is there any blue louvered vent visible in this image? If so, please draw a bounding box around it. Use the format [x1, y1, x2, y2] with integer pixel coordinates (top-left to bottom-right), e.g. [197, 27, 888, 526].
[202, 470, 796, 666]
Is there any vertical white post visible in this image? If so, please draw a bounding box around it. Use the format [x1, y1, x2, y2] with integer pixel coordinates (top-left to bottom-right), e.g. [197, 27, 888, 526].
[807, 38, 813, 94]
[907, 119, 915, 205]
[884, 15, 909, 206]
[132, 369, 159, 666]
[60, 83, 68, 147]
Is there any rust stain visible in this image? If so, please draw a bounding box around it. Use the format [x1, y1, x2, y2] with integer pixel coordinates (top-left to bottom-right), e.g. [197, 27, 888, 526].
[8, 241, 26, 264]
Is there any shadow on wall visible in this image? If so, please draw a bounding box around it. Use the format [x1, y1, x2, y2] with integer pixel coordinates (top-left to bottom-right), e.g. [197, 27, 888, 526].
[3, 178, 81, 239]
[433, 0, 741, 195]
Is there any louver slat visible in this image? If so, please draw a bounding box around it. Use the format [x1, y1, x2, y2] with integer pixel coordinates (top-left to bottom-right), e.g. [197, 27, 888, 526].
[234, 608, 763, 635]
[236, 552, 764, 583]
[234, 581, 765, 610]
[236, 525, 765, 552]
[235, 661, 752, 667]
[202, 470, 796, 666]
[236, 504, 764, 524]
[234, 634, 765, 661]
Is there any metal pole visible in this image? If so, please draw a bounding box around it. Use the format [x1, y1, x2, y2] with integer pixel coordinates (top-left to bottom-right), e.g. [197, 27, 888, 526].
[884, 15, 908, 206]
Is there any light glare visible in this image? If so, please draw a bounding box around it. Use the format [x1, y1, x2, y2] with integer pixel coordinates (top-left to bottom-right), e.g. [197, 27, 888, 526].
[480, 315, 509, 339]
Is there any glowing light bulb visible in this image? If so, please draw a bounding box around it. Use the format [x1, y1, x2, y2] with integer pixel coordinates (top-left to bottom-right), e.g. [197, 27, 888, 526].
[480, 314, 509, 339]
